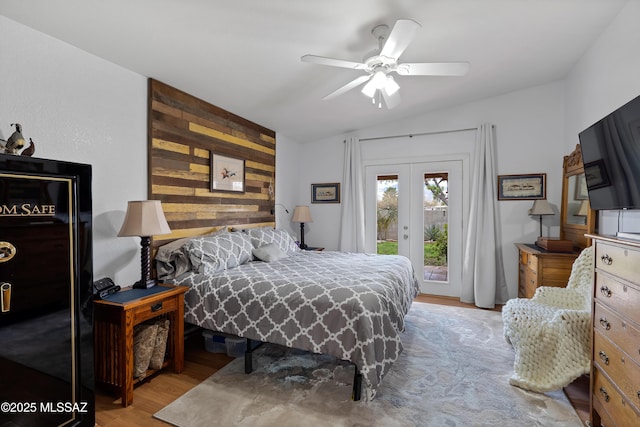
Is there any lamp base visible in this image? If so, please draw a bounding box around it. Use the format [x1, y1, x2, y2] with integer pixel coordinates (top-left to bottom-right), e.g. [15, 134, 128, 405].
[132, 278, 156, 289]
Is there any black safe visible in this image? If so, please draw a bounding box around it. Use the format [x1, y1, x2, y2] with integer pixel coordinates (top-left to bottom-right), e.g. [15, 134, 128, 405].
[0, 155, 94, 427]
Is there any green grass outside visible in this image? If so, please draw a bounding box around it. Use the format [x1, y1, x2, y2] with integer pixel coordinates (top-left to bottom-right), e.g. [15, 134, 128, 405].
[376, 240, 447, 266]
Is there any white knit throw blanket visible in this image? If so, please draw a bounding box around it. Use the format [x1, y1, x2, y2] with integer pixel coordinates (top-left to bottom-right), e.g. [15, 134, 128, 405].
[502, 246, 594, 392]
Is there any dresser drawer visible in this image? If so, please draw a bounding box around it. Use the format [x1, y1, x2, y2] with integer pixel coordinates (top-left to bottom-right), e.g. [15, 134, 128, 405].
[592, 395, 616, 427]
[595, 272, 640, 326]
[520, 267, 538, 298]
[594, 302, 640, 367]
[593, 367, 640, 426]
[132, 296, 178, 324]
[596, 241, 640, 284]
[525, 253, 538, 273]
[594, 329, 640, 410]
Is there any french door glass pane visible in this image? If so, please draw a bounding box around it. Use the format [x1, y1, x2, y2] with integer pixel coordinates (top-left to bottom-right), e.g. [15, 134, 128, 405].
[423, 173, 448, 282]
[376, 175, 398, 255]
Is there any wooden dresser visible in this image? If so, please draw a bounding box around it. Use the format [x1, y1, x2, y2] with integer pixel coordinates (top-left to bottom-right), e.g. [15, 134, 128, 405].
[589, 234, 640, 426]
[515, 243, 579, 298]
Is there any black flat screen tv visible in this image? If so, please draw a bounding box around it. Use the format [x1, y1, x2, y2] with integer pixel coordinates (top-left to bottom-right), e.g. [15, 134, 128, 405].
[578, 93, 640, 211]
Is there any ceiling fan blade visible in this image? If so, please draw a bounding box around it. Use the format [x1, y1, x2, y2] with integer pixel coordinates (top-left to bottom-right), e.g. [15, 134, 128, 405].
[323, 75, 372, 100]
[301, 54, 367, 70]
[396, 62, 470, 76]
[382, 87, 401, 109]
[379, 19, 421, 60]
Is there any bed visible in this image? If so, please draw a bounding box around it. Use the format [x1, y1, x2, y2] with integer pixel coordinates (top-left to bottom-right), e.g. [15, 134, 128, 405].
[156, 227, 420, 401]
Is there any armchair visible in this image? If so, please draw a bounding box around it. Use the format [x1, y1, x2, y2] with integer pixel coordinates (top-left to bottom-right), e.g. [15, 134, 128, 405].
[502, 245, 594, 392]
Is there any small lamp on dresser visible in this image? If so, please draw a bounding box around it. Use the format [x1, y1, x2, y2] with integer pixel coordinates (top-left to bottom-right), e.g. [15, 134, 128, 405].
[118, 200, 171, 289]
[292, 205, 313, 250]
[529, 199, 554, 240]
[575, 200, 590, 225]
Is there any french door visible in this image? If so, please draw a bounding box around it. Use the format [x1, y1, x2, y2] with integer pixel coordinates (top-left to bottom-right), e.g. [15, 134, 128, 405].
[365, 160, 463, 297]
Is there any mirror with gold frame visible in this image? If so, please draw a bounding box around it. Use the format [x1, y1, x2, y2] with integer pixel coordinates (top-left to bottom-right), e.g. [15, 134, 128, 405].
[560, 144, 596, 249]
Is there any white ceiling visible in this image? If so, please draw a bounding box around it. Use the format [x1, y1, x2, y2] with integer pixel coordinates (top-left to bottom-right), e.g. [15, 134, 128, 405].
[0, 0, 628, 142]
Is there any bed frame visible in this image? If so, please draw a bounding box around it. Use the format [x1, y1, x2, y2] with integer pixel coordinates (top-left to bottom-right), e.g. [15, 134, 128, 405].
[242, 338, 363, 401]
[154, 228, 366, 400]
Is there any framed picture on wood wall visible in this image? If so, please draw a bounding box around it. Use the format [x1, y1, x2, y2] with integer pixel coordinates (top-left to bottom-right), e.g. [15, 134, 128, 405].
[210, 152, 245, 193]
[497, 173, 546, 200]
[311, 183, 340, 203]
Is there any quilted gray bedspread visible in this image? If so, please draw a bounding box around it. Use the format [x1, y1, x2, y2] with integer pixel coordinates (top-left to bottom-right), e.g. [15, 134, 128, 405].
[172, 250, 420, 400]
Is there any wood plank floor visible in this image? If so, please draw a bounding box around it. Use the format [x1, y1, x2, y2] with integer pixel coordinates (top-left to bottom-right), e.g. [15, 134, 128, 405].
[95, 294, 589, 426]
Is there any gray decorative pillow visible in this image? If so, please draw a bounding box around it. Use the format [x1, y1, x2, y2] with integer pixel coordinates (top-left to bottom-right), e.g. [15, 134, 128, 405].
[149, 319, 170, 370]
[252, 243, 288, 262]
[155, 237, 192, 280]
[133, 322, 159, 379]
[156, 228, 232, 279]
[184, 231, 254, 274]
[248, 227, 300, 255]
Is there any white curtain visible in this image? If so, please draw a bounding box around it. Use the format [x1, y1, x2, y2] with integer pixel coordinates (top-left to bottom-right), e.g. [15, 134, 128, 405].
[339, 136, 366, 252]
[461, 124, 508, 308]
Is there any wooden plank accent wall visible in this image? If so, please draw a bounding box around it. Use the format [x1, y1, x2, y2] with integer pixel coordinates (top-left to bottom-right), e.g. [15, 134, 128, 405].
[148, 79, 276, 249]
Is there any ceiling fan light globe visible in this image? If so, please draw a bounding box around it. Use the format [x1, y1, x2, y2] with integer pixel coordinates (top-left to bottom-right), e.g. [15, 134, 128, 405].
[385, 76, 400, 95]
[371, 70, 387, 89]
[361, 79, 377, 98]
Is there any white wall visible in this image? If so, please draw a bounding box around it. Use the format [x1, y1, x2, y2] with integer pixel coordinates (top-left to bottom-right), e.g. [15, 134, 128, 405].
[274, 132, 301, 237]
[1, 16, 147, 286]
[297, 82, 567, 299]
[564, 0, 640, 234]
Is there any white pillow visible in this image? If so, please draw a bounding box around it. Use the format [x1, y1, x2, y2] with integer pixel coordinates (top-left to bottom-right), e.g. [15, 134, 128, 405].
[252, 243, 288, 262]
[247, 227, 300, 255]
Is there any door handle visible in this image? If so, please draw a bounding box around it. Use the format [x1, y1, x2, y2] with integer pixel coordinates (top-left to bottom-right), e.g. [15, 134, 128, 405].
[0, 241, 17, 263]
[1, 282, 12, 313]
[403, 234, 408, 240]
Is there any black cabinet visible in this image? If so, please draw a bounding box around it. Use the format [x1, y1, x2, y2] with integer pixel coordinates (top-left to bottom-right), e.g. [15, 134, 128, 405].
[0, 155, 94, 427]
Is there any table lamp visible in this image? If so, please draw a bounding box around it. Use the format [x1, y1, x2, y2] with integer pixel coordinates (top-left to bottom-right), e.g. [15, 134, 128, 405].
[118, 200, 171, 288]
[292, 205, 313, 249]
[529, 199, 554, 239]
[575, 199, 589, 224]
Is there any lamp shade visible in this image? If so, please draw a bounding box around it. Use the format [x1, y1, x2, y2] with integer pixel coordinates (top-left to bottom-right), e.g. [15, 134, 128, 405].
[528, 200, 554, 216]
[118, 200, 171, 237]
[576, 200, 590, 216]
[292, 205, 313, 223]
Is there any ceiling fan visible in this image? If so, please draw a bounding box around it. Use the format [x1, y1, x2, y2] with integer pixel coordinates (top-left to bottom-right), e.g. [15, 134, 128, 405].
[301, 19, 469, 109]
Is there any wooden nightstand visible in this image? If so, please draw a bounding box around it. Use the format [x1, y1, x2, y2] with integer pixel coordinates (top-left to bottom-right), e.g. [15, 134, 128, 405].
[515, 243, 578, 298]
[93, 284, 188, 407]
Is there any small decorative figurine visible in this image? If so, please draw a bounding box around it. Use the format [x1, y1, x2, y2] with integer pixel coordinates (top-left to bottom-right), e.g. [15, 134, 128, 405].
[1, 123, 35, 156]
[21, 139, 35, 157]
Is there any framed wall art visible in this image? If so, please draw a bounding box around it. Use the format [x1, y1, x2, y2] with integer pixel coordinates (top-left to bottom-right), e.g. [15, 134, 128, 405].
[583, 159, 611, 190]
[497, 173, 546, 200]
[210, 152, 245, 193]
[311, 182, 340, 203]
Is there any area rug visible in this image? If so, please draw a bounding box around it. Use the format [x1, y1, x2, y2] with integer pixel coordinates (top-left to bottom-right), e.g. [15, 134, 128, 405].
[154, 302, 582, 427]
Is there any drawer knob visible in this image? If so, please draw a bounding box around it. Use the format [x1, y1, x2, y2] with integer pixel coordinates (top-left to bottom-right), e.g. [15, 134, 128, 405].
[599, 386, 610, 402]
[151, 302, 163, 312]
[600, 254, 613, 265]
[599, 318, 611, 330]
[599, 286, 612, 298]
[598, 350, 609, 365]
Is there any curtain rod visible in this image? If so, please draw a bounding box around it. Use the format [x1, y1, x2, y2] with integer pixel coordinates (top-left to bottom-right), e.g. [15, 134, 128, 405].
[347, 126, 482, 143]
